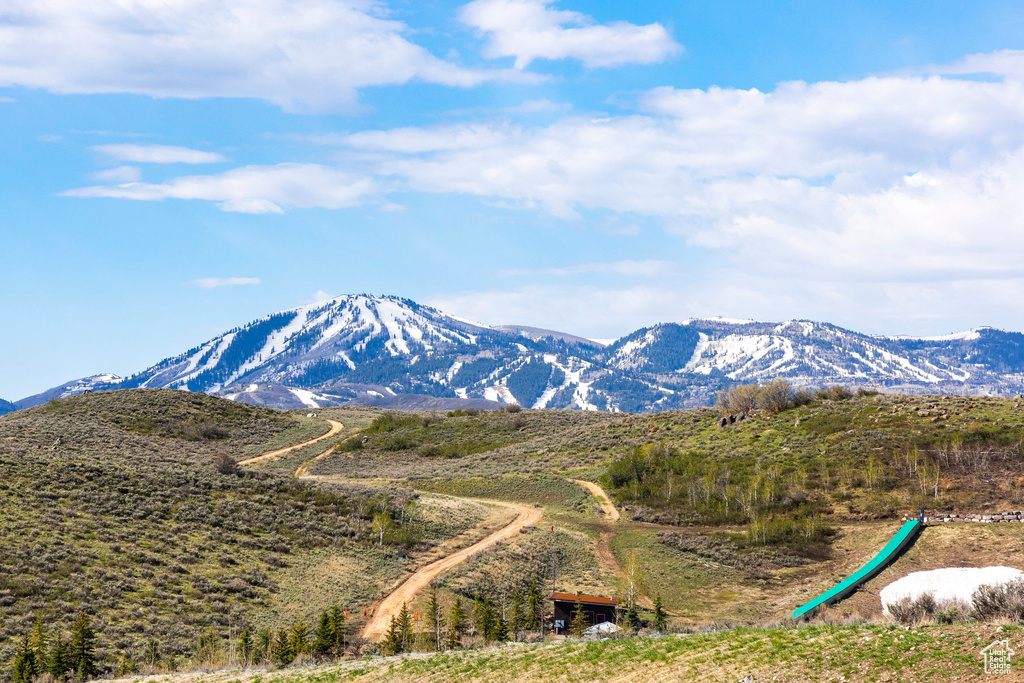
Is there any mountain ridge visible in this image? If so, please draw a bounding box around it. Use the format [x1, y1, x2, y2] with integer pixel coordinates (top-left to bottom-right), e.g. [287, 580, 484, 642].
[13, 294, 1024, 412]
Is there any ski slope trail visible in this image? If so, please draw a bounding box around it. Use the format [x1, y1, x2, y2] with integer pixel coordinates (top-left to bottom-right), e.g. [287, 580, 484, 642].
[239, 419, 343, 466]
[360, 499, 543, 642]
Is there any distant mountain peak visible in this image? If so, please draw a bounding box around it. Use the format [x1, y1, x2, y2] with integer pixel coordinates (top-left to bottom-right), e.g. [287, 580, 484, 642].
[15, 295, 1024, 412]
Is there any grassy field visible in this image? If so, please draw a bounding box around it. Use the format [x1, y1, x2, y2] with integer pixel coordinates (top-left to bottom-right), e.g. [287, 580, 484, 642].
[110, 622, 1014, 682]
[8, 388, 1024, 681]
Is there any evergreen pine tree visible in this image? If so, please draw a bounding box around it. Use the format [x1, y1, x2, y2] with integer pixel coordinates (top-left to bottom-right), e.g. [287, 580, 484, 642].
[494, 613, 509, 643]
[569, 598, 588, 638]
[11, 633, 38, 683]
[28, 617, 46, 665]
[471, 595, 482, 637]
[313, 609, 334, 658]
[254, 628, 272, 665]
[446, 598, 466, 650]
[289, 620, 310, 658]
[237, 627, 253, 667]
[328, 605, 345, 656]
[48, 634, 72, 679]
[69, 613, 97, 680]
[271, 627, 294, 667]
[622, 602, 640, 632]
[382, 614, 402, 656]
[509, 590, 525, 641]
[480, 597, 499, 642]
[527, 579, 542, 633]
[396, 603, 412, 654]
[425, 589, 444, 652]
[652, 594, 667, 633]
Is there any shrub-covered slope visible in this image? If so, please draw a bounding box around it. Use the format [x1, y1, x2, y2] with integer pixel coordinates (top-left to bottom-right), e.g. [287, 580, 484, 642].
[0, 390, 428, 669]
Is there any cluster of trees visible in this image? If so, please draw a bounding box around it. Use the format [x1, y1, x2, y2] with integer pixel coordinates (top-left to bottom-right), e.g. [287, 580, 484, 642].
[192, 605, 349, 671]
[382, 583, 547, 656]
[604, 443, 803, 523]
[10, 616, 97, 683]
[715, 380, 877, 415]
[715, 379, 798, 414]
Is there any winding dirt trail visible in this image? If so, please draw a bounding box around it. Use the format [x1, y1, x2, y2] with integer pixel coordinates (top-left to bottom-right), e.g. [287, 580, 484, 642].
[249, 421, 627, 641]
[571, 479, 620, 521]
[360, 500, 543, 641]
[239, 419, 344, 467]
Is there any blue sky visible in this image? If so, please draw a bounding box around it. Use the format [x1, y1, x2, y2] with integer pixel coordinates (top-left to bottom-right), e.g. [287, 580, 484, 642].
[4, 0, 1024, 399]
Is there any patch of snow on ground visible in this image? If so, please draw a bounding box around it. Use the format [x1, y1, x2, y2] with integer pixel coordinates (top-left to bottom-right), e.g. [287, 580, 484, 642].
[880, 567, 1024, 615]
[366, 390, 383, 398]
[246, 384, 259, 393]
[455, 388, 468, 399]
[287, 388, 321, 409]
[584, 622, 618, 637]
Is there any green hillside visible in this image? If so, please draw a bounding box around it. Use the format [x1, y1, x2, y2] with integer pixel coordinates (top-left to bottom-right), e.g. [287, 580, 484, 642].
[5, 388, 1024, 681]
[0, 391, 482, 671]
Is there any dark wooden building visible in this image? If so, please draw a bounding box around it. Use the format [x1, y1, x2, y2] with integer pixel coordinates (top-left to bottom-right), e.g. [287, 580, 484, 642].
[550, 592, 620, 634]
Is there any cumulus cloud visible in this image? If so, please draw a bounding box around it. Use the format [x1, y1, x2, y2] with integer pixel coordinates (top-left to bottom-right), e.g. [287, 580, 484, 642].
[62, 163, 379, 213]
[324, 68, 1024, 285]
[187, 277, 262, 288]
[0, 0, 524, 112]
[61, 50, 1024, 332]
[93, 144, 226, 164]
[459, 0, 682, 69]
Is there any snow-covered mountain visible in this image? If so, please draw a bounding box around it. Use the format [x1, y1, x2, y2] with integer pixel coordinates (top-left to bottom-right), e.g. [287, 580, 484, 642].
[13, 373, 123, 411]
[14, 295, 1024, 412]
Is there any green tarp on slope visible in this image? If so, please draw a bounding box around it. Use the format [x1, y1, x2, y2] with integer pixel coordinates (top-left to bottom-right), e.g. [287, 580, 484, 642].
[792, 519, 922, 619]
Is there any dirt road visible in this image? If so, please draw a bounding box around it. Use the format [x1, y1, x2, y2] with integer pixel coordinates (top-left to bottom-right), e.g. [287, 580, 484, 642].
[360, 499, 543, 641]
[239, 419, 344, 467]
[571, 479, 620, 521]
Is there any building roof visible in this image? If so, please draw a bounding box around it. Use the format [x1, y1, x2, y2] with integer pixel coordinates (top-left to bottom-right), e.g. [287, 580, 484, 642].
[550, 592, 620, 606]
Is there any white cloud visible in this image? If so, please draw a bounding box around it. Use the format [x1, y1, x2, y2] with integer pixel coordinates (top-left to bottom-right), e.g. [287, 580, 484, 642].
[325, 66, 1024, 281]
[62, 163, 379, 213]
[428, 273, 1024, 341]
[37, 134, 61, 143]
[459, 0, 681, 69]
[499, 259, 668, 277]
[0, 0, 526, 113]
[59, 51, 1024, 334]
[926, 49, 1024, 80]
[88, 166, 142, 182]
[93, 144, 226, 164]
[187, 277, 262, 288]
[0, 96, 14, 103]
